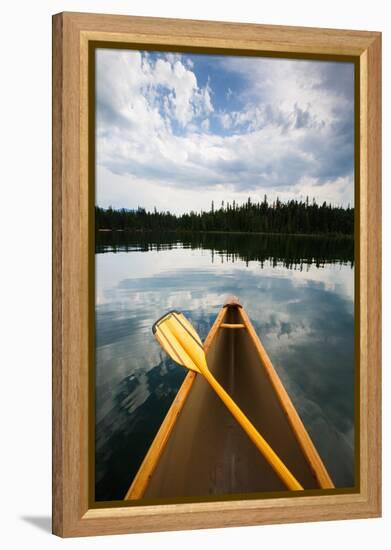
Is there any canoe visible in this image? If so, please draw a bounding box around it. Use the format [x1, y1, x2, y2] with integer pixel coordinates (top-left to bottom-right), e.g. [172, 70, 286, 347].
[125, 297, 334, 499]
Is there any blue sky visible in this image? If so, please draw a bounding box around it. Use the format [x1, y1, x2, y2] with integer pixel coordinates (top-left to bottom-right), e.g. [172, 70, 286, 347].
[96, 49, 354, 213]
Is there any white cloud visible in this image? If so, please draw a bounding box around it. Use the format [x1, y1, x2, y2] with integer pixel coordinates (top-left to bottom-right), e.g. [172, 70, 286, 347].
[220, 56, 353, 123]
[97, 49, 213, 132]
[96, 50, 354, 212]
[201, 118, 210, 132]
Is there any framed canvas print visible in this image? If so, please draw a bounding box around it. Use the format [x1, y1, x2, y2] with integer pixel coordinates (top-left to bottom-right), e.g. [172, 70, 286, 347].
[52, 12, 381, 537]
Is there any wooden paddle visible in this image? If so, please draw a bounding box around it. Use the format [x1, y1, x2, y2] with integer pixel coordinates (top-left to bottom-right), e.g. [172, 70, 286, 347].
[153, 310, 304, 491]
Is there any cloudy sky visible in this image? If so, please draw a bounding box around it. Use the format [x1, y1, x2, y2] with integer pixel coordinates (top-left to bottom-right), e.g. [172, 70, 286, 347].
[96, 49, 354, 213]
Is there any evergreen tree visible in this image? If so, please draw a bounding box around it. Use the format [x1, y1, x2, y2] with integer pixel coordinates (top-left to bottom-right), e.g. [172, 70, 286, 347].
[95, 197, 354, 236]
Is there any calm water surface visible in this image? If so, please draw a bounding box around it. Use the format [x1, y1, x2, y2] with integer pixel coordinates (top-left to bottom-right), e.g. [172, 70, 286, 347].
[95, 232, 355, 501]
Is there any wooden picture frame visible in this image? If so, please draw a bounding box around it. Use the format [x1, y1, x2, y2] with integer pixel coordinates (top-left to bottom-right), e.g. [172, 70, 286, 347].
[52, 12, 381, 537]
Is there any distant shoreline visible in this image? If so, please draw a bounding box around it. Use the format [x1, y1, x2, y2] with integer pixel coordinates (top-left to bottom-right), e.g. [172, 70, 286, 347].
[97, 228, 353, 239]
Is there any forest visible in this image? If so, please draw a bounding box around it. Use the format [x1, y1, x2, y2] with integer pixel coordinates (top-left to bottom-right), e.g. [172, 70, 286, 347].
[96, 196, 354, 236]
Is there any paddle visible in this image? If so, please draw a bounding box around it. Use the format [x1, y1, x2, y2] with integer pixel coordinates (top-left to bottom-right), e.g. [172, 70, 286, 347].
[153, 310, 304, 491]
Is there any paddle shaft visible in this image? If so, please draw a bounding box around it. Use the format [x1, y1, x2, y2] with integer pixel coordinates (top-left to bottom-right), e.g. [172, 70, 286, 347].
[201, 366, 304, 491]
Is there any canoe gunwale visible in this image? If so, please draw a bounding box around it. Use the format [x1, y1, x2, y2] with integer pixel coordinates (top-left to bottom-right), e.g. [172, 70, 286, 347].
[237, 307, 334, 490]
[124, 301, 334, 500]
[124, 305, 228, 500]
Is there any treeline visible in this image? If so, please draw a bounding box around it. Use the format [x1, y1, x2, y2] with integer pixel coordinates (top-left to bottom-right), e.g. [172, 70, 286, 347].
[96, 197, 354, 236]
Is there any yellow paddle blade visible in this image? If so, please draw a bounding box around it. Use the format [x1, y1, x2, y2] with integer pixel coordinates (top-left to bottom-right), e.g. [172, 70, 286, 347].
[152, 311, 206, 374]
[172, 312, 203, 347]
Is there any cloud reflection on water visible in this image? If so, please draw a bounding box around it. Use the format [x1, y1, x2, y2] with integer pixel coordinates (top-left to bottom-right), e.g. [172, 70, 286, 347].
[95, 238, 354, 500]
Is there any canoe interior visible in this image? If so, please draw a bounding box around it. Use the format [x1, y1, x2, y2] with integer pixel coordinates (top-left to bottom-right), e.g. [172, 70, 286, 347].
[143, 306, 320, 498]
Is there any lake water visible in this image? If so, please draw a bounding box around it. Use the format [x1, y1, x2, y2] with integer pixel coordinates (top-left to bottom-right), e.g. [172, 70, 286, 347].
[95, 232, 355, 501]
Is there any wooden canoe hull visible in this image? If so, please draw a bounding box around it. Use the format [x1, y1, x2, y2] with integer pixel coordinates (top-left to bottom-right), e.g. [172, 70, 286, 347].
[125, 300, 333, 499]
